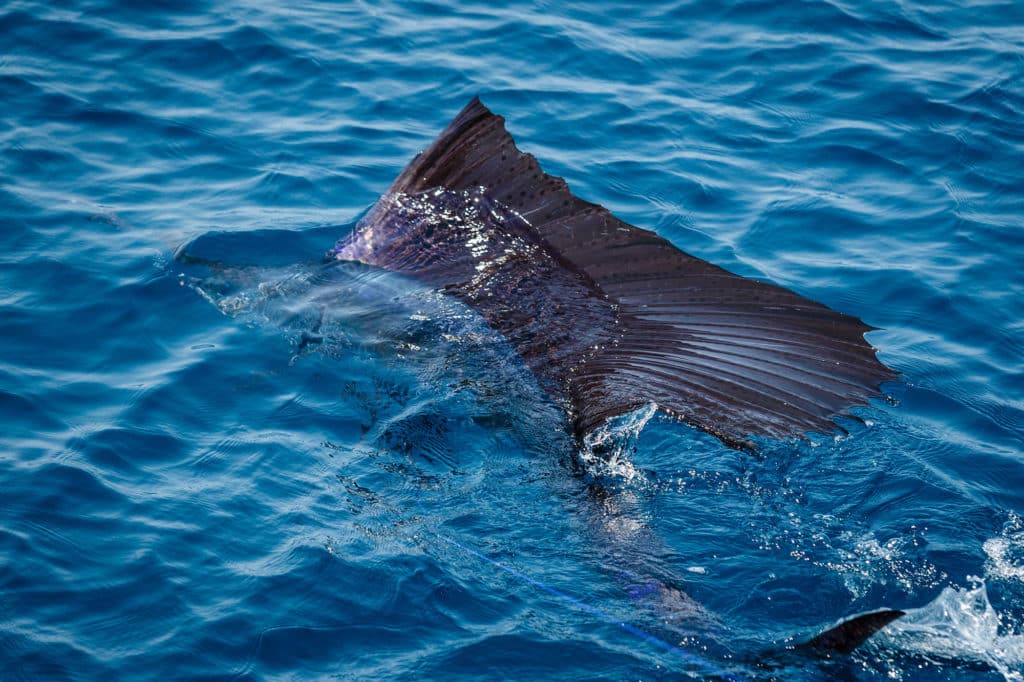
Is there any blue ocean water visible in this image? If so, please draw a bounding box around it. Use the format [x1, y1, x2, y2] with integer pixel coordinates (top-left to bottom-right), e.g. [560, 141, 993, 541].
[2, 0, 1023, 679]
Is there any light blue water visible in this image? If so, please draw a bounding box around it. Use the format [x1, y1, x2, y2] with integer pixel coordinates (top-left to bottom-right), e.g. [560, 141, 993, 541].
[2, 1, 1023, 679]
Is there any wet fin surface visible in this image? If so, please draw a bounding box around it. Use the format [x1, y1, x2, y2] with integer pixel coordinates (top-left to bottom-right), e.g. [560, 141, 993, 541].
[335, 97, 896, 444]
[802, 609, 905, 654]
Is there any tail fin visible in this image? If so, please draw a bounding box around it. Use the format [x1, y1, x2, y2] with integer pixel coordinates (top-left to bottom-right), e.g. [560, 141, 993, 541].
[802, 609, 905, 654]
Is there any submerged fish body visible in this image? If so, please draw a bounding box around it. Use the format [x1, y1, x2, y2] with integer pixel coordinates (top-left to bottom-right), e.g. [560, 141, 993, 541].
[321, 97, 904, 656]
[330, 97, 896, 447]
[180, 97, 904, 661]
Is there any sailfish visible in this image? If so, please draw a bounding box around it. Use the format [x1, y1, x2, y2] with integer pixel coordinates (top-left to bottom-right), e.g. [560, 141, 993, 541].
[329, 97, 896, 448]
[324, 97, 904, 655]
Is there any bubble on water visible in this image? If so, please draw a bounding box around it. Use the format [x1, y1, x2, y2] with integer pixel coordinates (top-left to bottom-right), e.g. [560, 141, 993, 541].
[814, 528, 945, 598]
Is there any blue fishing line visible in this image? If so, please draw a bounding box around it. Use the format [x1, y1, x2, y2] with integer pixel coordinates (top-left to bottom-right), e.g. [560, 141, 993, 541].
[425, 529, 748, 681]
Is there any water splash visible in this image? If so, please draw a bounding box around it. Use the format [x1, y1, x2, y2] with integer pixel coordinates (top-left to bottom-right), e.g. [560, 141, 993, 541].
[984, 513, 1024, 583]
[579, 403, 659, 482]
[884, 579, 1024, 680]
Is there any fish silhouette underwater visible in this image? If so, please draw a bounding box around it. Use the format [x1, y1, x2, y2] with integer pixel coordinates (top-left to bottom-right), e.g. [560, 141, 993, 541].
[325, 97, 904, 655]
[173, 97, 905, 660]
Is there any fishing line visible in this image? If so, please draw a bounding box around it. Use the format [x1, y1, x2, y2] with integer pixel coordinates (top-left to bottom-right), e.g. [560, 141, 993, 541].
[421, 527, 747, 681]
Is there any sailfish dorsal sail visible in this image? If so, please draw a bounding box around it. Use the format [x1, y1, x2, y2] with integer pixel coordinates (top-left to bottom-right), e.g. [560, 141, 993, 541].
[330, 97, 895, 447]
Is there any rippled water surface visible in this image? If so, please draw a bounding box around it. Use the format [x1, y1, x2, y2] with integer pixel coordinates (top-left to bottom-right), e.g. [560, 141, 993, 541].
[2, 1, 1023, 679]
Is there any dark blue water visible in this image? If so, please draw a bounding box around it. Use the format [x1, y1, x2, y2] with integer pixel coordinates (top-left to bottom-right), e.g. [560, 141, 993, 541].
[2, 1, 1023, 679]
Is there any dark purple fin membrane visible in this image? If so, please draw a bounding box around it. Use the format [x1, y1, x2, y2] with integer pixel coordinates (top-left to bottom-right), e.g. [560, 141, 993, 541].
[354, 97, 895, 444]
